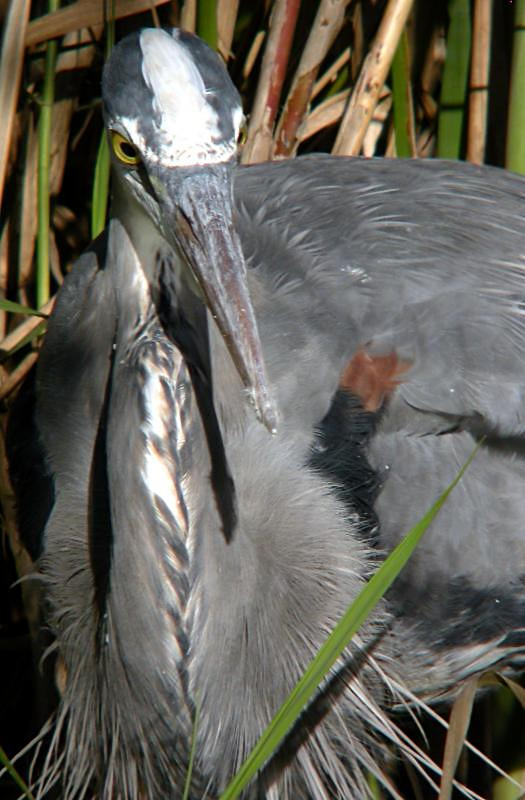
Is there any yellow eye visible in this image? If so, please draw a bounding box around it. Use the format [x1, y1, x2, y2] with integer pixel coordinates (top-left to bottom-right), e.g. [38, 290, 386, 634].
[111, 131, 141, 166]
[238, 122, 248, 148]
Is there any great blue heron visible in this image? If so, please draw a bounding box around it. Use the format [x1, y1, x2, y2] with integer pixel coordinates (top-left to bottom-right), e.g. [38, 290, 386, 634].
[7, 25, 525, 799]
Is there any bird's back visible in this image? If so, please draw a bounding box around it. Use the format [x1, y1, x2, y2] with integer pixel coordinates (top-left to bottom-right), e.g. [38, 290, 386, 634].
[232, 153, 525, 689]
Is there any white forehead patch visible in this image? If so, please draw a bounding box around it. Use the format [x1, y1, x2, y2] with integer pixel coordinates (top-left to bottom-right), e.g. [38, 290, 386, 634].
[125, 29, 240, 167]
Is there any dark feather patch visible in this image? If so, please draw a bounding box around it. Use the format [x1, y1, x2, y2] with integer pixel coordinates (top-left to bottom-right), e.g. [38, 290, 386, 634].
[308, 391, 380, 541]
[88, 330, 116, 632]
[6, 368, 54, 561]
[392, 575, 525, 651]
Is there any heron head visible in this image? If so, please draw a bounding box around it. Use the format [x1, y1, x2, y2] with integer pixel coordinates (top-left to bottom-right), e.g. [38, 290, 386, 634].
[102, 28, 277, 434]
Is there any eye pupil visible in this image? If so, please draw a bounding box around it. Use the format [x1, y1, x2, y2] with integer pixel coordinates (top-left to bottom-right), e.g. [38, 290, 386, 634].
[120, 141, 137, 159]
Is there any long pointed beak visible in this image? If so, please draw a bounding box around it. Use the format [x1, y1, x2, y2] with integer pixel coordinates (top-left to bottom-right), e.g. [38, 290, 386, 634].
[162, 164, 278, 434]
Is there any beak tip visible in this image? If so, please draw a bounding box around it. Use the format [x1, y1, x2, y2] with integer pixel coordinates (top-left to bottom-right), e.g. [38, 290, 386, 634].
[252, 393, 279, 435]
[263, 409, 278, 436]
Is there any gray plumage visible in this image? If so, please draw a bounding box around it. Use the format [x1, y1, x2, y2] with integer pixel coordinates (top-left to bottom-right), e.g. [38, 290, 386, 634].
[8, 27, 525, 799]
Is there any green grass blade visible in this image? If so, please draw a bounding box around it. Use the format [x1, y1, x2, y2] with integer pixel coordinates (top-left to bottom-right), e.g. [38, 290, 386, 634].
[219, 443, 481, 800]
[197, 0, 218, 49]
[436, 0, 471, 159]
[391, 28, 413, 158]
[323, 66, 349, 100]
[0, 299, 47, 317]
[91, 18, 115, 237]
[91, 133, 111, 238]
[367, 772, 382, 799]
[0, 744, 35, 799]
[493, 768, 525, 800]
[506, 0, 525, 174]
[36, 0, 60, 308]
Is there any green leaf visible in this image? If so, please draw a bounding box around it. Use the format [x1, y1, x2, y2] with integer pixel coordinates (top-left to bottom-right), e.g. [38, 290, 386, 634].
[0, 744, 35, 799]
[91, 132, 111, 238]
[91, 16, 115, 238]
[391, 28, 414, 158]
[506, 0, 525, 174]
[436, 0, 471, 159]
[197, 0, 218, 49]
[36, 0, 61, 309]
[0, 299, 47, 317]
